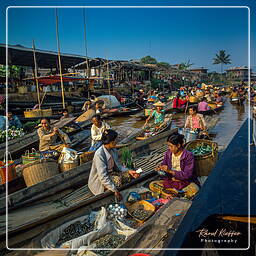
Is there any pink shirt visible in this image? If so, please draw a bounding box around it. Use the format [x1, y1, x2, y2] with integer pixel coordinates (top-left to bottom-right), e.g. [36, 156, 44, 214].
[198, 101, 210, 112]
[192, 116, 201, 129]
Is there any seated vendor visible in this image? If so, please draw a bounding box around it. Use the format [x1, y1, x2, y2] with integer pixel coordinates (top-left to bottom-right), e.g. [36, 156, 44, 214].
[198, 98, 210, 112]
[7, 111, 22, 129]
[89, 115, 110, 152]
[185, 106, 207, 132]
[153, 132, 199, 193]
[144, 101, 165, 128]
[60, 109, 74, 120]
[172, 93, 187, 109]
[88, 129, 139, 200]
[37, 118, 71, 151]
[229, 89, 239, 99]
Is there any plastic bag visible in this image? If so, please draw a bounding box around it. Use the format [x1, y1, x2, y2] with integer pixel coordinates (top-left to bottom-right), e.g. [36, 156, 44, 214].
[58, 147, 79, 164]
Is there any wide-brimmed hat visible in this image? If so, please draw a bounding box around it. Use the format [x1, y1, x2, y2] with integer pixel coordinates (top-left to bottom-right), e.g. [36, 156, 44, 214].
[153, 101, 166, 107]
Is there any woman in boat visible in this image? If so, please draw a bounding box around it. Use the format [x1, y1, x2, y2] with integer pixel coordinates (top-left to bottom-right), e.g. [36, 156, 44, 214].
[37, 118, 71, 151]
[88, 129, 139, 200]
[60, 109, 74, 120]
[153, 132, 199, 193]
[229, 88, 239, 100]
[89, 115, 110, 151]
[144, 101, 165, 128]
[185, 106, 207, 132]
[198, 98, 210, 112]
[6, 111, 22, 129]
[172, 93, 187, 109]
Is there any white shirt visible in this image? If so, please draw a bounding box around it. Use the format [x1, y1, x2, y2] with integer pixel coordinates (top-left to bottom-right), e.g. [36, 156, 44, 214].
[91, 121, 110, 146]
[171, 153, 182, 171]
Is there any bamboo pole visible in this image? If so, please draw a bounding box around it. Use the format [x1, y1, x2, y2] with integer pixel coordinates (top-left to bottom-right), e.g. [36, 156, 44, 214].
[106, 57, 111, 95]
[32, 40, 41, 109]
[82, 8, 90, 98]
[55, 8, 65, 109]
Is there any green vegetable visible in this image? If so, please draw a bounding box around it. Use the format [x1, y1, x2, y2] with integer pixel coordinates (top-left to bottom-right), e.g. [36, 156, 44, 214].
[121, 147, 134, 169]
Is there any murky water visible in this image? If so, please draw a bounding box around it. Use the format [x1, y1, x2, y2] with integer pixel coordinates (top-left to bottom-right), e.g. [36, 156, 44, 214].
[110, 97, 249, 152]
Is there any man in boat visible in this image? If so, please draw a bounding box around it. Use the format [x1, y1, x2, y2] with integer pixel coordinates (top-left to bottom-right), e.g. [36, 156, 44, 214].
[82, 100, 92, 111]
[37, 118, 71, 151]
[198, 98, 210, 112]
[185, 106, 207, 132]
[172, 93, 187, 109]
[88, 129, 139, 200]
[60, 109, 74, 120]
[144, 101, 165, 129]
[229, 88, 239, 101]
[6, 111, 22, 129]
[89, 115, 110, 152]
[152, 132, 199, 196]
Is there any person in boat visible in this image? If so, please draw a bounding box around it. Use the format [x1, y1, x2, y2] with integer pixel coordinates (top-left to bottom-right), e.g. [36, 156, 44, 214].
[89, 115, 110, 152]
[144, 101, 165, 128]
[37, 118, 71, 151]
[82, 100, 92, 112]
[66, 102, 74, 114]
[94, 100, 106, 114]
[229, 88, 239, 100]
[6, 111, 22, 129]
[88, 129, 140, 200]
[172, 93, 188, 109]
[153, 132, 199, 193]
[60, 109, 74, 120]
[198, 98, 210, 112]
[216, 93, 223, 104]
[185, 106, 207, 132]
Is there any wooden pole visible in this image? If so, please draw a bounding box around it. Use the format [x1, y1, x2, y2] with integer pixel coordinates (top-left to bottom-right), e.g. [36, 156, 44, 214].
[32, 40, 41, 109]
[55, 8, 65, 109]
[106, 56, 111, 95]
[82, 8, 90, 99]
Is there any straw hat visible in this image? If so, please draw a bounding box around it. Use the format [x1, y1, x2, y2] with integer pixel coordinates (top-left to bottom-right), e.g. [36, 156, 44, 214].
[153, 101, 165, 107]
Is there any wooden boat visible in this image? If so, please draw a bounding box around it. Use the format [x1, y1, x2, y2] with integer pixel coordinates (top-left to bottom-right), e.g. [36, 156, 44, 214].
[198, 105, 224, 115]
[0, 117, 88, 160]
[0, 128, 182, 249]
[120, 114, 173, 144]
[0, 129, 178, 241]
[106, 107, 141, 117]
[230, 97, 245, 105]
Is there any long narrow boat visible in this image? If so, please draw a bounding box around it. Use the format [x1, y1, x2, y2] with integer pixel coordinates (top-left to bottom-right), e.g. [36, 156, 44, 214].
[0, 128, 178, 244]
[198, 105, 224, 115]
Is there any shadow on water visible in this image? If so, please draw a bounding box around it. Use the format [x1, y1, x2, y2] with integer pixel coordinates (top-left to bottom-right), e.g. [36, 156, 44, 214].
[109, 97, 248, 151]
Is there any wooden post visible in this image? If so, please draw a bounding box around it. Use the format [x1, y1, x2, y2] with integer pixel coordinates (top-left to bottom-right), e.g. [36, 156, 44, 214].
[106, 57, 111, 95]
[32, 40, 41, 109]
[55, 8, 65, 109]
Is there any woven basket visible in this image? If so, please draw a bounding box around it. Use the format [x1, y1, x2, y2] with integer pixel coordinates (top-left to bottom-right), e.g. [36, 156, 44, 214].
[60, 162, 78, 172]
[80, 151, 95, 165]
[22, 159, 59, 187]
[24, 109, 43, 118]
[22, 149, 41, 165]
[42, 109, 52, 117]
[185, 139, 218, 177]
[189, 96, 198, 103]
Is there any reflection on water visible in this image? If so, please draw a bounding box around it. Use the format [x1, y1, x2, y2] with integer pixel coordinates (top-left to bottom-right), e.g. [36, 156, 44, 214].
[110, 98, 248, 151]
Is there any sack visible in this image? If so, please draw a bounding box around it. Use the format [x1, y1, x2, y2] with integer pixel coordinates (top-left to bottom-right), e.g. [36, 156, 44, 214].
[22, 148, 40, 165]
[0, 152, 16, 184]
[58, 147, 78, 164]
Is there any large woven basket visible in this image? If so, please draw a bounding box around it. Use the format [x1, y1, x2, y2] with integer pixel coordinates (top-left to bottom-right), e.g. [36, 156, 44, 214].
[22, 159, 59, 187]
[24, 109, 43, 118]
[60, 162, 78, 172]
[185, 139, 218, 177]
[42, 109, 52, 117]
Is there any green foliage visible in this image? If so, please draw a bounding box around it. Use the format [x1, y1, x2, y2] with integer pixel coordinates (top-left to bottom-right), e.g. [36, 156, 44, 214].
[140, 55, 157, 65]
[0, 127, 25, 143]
[213, 50, 231, 65]
[178, 60, 194, 70]
[0, 65, 24, 79]
[121, 147, 134, 169]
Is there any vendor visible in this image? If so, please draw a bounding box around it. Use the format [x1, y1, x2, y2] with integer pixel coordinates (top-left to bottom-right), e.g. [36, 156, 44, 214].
[89, 115, 110, 151]
[144, 101, 165, 127]
[185, 106, 207, 131]
[198, 98, 210, 112]
[172, 93, 187, 109]
[88, 129, 139, 200]
[154, 132, 199, 191]
[229, 88, 239, 99]
[60, 109, 74, 120]
[7, 111, 22, 129]
[95, 100, 105, 114]
[37, 118, 71, 151]
[82, 100, 92, 111]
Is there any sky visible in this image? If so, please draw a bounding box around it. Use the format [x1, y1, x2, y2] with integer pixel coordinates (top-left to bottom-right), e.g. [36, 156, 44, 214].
[0, 0, 255, 72]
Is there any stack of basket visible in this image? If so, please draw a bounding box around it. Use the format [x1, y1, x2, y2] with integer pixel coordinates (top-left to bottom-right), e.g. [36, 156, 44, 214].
[24, 109, 52, 118]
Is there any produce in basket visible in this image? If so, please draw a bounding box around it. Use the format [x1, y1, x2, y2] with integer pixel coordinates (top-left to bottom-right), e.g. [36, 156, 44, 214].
[0, 127, 25, 143]
[188, 144, 212, 156]
[91, 234, 126, 256]
[130, 205, 153, 221]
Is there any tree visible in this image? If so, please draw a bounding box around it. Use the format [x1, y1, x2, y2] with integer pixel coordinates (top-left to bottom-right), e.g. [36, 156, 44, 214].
[140, 55, 157, 64]
[213, 50, 231, 75]
[178, 60, 194, 70]
[157, 62, 170, 69]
